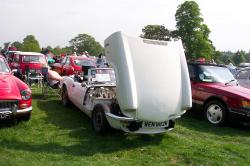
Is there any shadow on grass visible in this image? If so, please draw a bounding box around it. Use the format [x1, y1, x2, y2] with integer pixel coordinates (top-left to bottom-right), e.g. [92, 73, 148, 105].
[0, 120, 18, 128]
[177, 109, 250, 137]
[1, 96, 164, 156]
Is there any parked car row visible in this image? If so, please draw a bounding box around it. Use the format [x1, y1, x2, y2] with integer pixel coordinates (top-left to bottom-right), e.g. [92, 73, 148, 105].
[60, 31, 192, 134]
[1, 32, 250, 135]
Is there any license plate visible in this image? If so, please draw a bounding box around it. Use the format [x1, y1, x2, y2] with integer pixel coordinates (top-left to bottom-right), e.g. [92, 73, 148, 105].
[142, 121, 168, 128]
[0, 112, 12, 119]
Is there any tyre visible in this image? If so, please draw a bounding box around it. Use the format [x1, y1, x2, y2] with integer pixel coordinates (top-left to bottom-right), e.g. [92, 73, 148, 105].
[92, 106, 110, 134]
[204, 100, 227, 126]
[61, 86, 70, 106]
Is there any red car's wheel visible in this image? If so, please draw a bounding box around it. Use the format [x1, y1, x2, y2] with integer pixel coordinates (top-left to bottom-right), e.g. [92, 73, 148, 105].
[204, 100, 227, 126]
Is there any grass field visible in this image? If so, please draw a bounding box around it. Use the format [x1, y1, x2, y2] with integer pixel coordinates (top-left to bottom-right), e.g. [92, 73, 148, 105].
[0, 92, 250, 166]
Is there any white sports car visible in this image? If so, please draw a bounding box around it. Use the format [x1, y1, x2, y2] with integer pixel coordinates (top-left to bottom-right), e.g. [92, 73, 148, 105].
[60, 32, 192, 134]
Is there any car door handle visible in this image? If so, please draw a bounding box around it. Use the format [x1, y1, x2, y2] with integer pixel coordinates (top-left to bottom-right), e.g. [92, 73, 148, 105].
[72, 84, 75, 87]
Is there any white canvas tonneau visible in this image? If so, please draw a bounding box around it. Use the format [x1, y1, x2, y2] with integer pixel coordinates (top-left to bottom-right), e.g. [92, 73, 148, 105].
[105, 32, 192, 122]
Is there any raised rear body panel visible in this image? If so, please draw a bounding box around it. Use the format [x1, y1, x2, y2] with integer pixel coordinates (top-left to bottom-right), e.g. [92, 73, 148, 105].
[104, 32, 192, 122]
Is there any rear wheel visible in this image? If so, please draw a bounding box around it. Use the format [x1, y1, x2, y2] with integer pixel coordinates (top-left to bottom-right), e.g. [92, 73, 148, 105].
[92, 106, 110, 134]
[62, 86, 70, 106]
[204, 100, 227, 126]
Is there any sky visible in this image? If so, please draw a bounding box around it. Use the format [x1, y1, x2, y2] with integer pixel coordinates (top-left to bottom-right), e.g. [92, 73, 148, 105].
[0, 0, 249, 52]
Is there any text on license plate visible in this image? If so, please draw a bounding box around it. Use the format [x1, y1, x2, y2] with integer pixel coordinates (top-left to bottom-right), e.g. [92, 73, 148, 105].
[142, 121, 168, 128]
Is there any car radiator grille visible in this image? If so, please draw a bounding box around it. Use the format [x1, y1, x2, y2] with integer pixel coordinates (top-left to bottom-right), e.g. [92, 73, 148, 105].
[0, 100, 18, 112]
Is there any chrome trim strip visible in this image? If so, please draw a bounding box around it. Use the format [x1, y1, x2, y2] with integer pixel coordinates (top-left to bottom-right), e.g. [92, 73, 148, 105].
[105, 112, 135, 121]
[229, 110, 245, 116]
[16, 106, 32, 113]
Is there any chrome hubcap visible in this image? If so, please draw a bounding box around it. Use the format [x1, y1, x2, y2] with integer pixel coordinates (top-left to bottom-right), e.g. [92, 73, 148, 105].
[207, 104, 223, 124]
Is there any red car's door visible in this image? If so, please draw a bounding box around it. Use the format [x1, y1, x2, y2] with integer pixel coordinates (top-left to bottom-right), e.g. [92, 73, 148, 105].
[188, 64, 207, 105]
[53, 57, 67, 75]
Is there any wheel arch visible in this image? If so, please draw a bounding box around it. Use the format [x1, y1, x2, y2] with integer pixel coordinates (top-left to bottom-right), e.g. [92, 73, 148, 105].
[203, 96, 229, 111]
[92, 103, 111, 117]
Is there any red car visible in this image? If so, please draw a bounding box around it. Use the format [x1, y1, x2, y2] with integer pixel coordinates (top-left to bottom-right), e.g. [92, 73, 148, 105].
[188, 63, 250, 126]
[9, 52, 47, 77]
[0, 55, 32, 120]
[52, 56, 95, 76]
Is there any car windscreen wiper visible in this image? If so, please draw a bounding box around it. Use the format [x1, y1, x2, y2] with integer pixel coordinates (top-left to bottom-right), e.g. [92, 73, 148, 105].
[225, 79, 236, 85]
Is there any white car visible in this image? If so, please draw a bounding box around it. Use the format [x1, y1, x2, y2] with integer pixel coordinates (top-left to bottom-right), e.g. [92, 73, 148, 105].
[60, 32, 192, 134]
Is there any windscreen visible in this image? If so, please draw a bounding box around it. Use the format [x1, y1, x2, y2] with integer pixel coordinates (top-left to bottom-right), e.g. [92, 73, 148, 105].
[89, 69, 116, 84]
[0, 58, 10, 73]
[74, 59, 94, 67]
[22, 55, 47, 64]
[199, 65, 235, 83]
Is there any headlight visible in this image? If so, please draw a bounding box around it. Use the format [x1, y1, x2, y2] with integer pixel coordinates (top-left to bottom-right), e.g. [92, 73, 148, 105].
[21, 89, 31, 100]
[241, 101, 250, 109]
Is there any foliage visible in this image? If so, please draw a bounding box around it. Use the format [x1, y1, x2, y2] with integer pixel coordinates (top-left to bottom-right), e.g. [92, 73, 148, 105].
[46, 45, 73, 56]
[21, 35, 41, 52]
[243, 51, 250, 62]
[232, 50, 246, 66]
[217, 53, 232, 64]
[12, 41, 23, 50]
[69, 34, 103, 56]
[61, 46, 74, 55]
[140, 25, 171, 41]
[52, 46, 62, 55]
[174, 1, 214, 60]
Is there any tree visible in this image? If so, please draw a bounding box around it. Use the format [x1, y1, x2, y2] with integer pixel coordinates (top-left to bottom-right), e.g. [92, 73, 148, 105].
[52, 46, 63, 55]
[232, 51, 246, 66]
[62, 46, 74, 55]
[244, 51, 250, 62]
[12, 41, 23, 50]
[69, 34, 103, 56]
[21, 35, 41, 52]
[213, 51, 223, 63]
[140, 25, 171, 41]
[174, 1, 214, 60]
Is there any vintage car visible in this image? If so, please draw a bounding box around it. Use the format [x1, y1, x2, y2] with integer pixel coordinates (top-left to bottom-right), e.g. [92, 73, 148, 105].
[9, 52, 47, 78]
[0, 55, 32, 120]
[188, 63, 250, 126]
[60, 32, 192, 134]
[5, 50, 21, 63]
[52, 56, 95, 76]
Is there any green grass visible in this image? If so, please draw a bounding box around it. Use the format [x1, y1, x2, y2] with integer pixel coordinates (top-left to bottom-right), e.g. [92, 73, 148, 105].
[0, 92, 250, 166]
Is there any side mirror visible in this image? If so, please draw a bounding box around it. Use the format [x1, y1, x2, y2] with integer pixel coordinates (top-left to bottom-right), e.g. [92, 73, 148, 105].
[81, 82, 87, 87]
